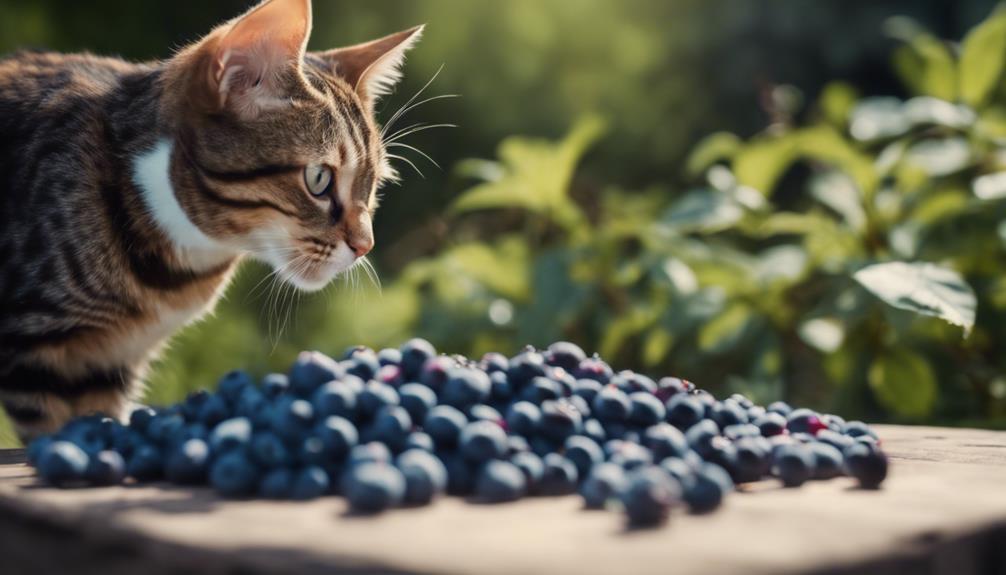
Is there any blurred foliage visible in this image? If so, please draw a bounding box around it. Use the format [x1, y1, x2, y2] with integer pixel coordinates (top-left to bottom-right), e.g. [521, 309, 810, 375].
[1, 0, 1005, 445]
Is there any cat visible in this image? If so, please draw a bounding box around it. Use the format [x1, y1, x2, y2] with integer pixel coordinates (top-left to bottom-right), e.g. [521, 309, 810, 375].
[0, 0, 422, 442]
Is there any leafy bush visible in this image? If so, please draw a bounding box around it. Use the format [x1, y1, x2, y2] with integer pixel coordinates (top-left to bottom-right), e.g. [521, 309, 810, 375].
[334, 9, 1006, 425]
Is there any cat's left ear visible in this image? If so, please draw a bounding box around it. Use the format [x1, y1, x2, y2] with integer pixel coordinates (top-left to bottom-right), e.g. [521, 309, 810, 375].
[205, 0, 313, 117]
[316, 25, 424, 106]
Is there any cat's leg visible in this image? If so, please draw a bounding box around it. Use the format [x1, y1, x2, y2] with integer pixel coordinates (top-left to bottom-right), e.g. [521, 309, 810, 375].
[0, 363, 135, 444]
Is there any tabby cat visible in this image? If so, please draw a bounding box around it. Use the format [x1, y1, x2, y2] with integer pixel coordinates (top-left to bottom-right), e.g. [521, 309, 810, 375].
[0, 0, 422, 441]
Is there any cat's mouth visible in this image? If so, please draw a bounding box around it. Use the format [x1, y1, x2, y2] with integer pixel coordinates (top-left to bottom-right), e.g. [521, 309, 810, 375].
[254, 236, 358, 293]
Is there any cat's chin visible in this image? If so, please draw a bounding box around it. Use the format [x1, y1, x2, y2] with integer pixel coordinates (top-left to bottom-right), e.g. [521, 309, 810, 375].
[282, 263, 346, 293]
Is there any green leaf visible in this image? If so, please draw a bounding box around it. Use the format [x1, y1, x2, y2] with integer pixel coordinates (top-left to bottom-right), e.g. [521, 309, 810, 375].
[661, 189, 744, 233]
[733, 135, 799, 195]
[960, 6, 1006, 108]
[809, 171, 867, 231]
[850, 97, 910, 142]
[686, 132, 742, 177]
[853, 262, 977, 335]
[868, 348, 938, 417]
[818, 82, 860, 127]
[887, 19, 957, 100]
[698, 302, 753, 353]
[904, 137, 974, 177]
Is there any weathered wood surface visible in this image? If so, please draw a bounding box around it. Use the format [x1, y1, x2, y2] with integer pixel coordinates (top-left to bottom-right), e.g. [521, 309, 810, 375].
[1, 425, 1005, 575]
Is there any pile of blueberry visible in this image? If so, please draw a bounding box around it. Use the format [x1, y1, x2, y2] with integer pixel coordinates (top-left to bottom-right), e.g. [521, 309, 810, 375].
[28, 340, 888, 526]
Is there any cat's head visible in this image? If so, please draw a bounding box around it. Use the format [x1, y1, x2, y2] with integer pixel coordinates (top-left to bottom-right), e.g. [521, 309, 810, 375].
[163, 0, 422, 291]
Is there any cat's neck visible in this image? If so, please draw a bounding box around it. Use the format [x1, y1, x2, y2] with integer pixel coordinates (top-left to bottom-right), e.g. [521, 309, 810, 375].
[118, 67, 241, 273]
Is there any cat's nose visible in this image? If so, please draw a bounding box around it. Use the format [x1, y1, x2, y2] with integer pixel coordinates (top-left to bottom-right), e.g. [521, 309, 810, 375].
[350, 237, 374, 258]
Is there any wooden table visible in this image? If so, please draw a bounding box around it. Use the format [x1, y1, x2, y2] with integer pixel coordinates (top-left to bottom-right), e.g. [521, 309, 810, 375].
[1, 425, 1005, 575]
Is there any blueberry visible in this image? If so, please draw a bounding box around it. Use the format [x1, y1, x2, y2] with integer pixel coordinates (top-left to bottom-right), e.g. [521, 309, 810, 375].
[767, 401, 792, 417]
[163, 438, 210, 484]
[290, 466, 330, 500]
[572, 356, 613, 384]
[82, 450, 126, 486]
[210, 451, 261, 497]
[488, 371, 513, 404]
[269, 398, 315, 441]
[312, 381, 358, 420]
[506, 435, 530, 455]
[642, 423, 689, 462]
[235, 388, 271, 428]
[27, 436, 55, 467]
[37, 441, 90, 487]
[217, 370, 254, 402]
[538, 453, 578, 495]
[210, 417, 252, 453]
[442, 368, 492, 408]
[529, 436, 558, 458]
[342, 345, 374, 361]
[399, 338, 437, 379]
[563, 435, 604, 479]
[539, 400, 583, 442]
[129, 406, 157, 431]
[685, 419, 720, 454]
[348, 442, 393, 467]
[198, 394, 231, 427]
[511, 452, 545, 492]
[711, 400, 749, 429]
[377, 364, 404, 386]
[786, 408, 828, 436]
[343, 462, 406, 513]
[684, 463, 733, 513]
[843, 420, 879, 440]
[419, 356, 455, 392]
[844, 443, 888, 489]
[127, 443, 164, 481]
[182, 390, 211, 421]
[439, 451, 477, 495]
[621, 466, 682, 527]
[816, 429, 855, 452]
[297, 436, 328, 466]
[723, 423, 761, 441]
[259, 468, 295, 499]
[774, 444, 815, 487]
[660, 457, 697, 491]
[261, 373, 291, 398]
[480, 352, 509, 374]
[399, 383, 437, 424]
[582, 418, 607, 444]
[809, 442, 845, 480]
[424, 405, 468, 448]
[754, 412, 788, 437]
[345, 350, 381, 381]
[288, 351, 344, 397]
[507, 351, 548, 388]
[467, 404, 503, 424]
[628, 392, 666, 427]
[476, 460, 527, 503]
[665, 394, 705, 430]
[655, 377, 688, 402]
[612, 371, 657, 394]
[519, 377, 562, 405]
[368, 406, 413, 453]
[732, 436, 772, 483]
[396, 449, 448, 505]
[146, 413, 186, 445]
[545, 341, 587, 372]
[580, 462, 626, 509]
[607, 441, 653, 470]
[251, 431, 292, 468]
[459, 421, 508, 463]
[592, 387, 631, 423]
[405, 431, 434, 453]
[377, 347, 403, 367]
[357, 381, 400, 422]
[60, 422, 106, 455]
[573, 379, 603, 405]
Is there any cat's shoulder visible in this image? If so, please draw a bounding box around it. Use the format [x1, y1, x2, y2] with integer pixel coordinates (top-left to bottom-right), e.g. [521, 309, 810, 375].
[0, 49, 151, 91]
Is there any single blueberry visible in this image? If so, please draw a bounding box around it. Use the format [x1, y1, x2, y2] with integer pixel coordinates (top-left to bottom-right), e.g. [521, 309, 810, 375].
[809, 441, 845, 480]
[288, 351, 345, 397]
[628, 392, 666, 427]
[685, 463, 733, 513]
[399, 338, 437, 379]
[480, 352, 510, 374]
[476, 460, 527, 503]
[786, 408, 828, 436]
[563, 435, 604, 478]
[210, 451, 262, 497]
[146, 413, 186, 445]
[582, 418, 607, 444]
[621, 466, 682, 527]
[766, 401, 793, 417]
[165, 438, 211, 484]
[711, 400, 749, 429]
[459, 420, 508, 463]
[511, 451, 545, 493]
[538, 400, 583, 443]
[518, 377, 562, 405]
[198, 394, 231, 427]
[442, 368, 492, 409]
[251, 431, 292, 468]
[399, 383, 437, 424]
[505, 402, 541, 438]
[665, 394, 705, 430]
[396, 449, 448, 505]
[507, 351, 548, 388]
[419, 356, 455, 392]
[607, 441, 654, 471]
[344, 350, 381, 381]
[311, 381, 358, 420]
[754, 412, 788, 437]
[612, 371, 657, 394]
[573, 379, 603, 405]
[259, 468, 295, 499]
[357, 381, 400, 423]
[291, 466, 330, 500]
[377, 347, 403, 367]
[655, 377, 688, 403]
[580, 462, 626, 509]
[592, 386, 631, 423]
[439, 451, 477, 496]
[86, 450, 127, 486]
[405, 431, 434, 453]
[270, 397, 316, 442]
[538, 453, 579, 495]
[343, 462, 406, 513]
[424, 405, 468, 448]
[368, 406, 413, 453]
[572, 356, 613, 385]
[261, 373, 291, 398]
[37, 441, 90, 487]
[217, 370, 254, 403]
[467, 404, 503, 424]
[348, 442, 393, 467]
[774, 444, 815, 487]
[732, 436, 772, 483]
[643, 423, 689, 462]
[127, 443, 164, 481]
[313, 416, 358, 459]
[129, 406, 157, 431]
[488, 371, 513, 405]
[210, 417, 253, 453]
[844, 442, 888, 489]
[544, 341, 587, 372]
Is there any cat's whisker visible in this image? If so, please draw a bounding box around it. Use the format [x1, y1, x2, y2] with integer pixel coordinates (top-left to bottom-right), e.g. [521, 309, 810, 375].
[387, 154, 426, 179]
[359, 256, 383, 294]
[383, 122, 457, 146]
[381, 64, 445, 138]
[387, 142, 441, 169]
[382, 94, 460, 139]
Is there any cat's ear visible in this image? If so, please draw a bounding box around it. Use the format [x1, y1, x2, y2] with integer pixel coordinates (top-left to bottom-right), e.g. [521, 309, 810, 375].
[317, 25, 424, 104]
[202, 0, 312, 117]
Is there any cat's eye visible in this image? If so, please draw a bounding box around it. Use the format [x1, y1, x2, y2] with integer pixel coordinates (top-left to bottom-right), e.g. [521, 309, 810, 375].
[304, 164, 334, 197]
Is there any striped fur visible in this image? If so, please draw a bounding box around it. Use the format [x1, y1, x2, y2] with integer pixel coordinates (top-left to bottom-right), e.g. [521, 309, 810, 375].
[0, 0, 422, 440]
